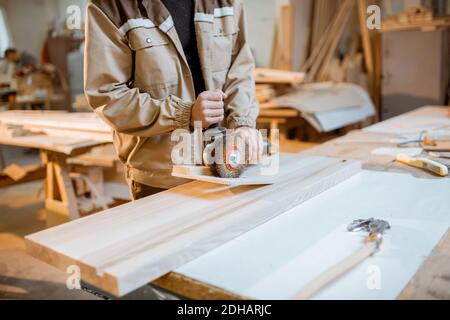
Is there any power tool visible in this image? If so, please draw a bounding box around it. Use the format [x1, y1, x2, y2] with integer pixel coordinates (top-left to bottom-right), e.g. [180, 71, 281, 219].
[202, 126, 247, 179]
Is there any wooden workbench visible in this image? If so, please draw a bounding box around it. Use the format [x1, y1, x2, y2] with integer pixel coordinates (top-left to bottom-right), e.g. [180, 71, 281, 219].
[0, 133, 109, 222]
[153, 105, 450, 300]
[22, 106, 450, 299]
[0, 111, 113, 224]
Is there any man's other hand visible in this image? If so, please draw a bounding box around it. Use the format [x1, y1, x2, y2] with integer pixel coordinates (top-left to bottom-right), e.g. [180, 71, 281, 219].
[234, 127, 264, 164]
[191, 90, 226, 128]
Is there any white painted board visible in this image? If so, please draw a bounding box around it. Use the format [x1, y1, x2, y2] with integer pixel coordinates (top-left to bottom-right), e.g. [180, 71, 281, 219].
[273, 82, 375, 132]
[176, 170, 450, 299]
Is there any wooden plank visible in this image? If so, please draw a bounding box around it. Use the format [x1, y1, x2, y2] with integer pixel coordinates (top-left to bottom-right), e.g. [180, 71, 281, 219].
[317, 0, 355, 81]
[172, 161, 277, 187]
[303, 0, 354, 82]
[254, 68, 305, 85]
[0, 123, 24, 137]
[0, 111, 112, 143]
[399, 228, 450, 300]
[172, 165, 213, 177]
[0, 111, 110, 134]
[0, 134, 106, 156]
[2, 164, 28, 181]
[153, 273, 245, 300]
[25, 154, 361, 297]
[0, 164, 45, 188]
[381, 19, 450, 32]
[357, 0, 375, 99]
[259, 108, 300, 117]
[270, 4, 294, 71]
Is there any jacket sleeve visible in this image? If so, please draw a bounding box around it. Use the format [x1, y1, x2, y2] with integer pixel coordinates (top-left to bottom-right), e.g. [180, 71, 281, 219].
[223, 0, 259, 129]
[84, 3, 192, 137]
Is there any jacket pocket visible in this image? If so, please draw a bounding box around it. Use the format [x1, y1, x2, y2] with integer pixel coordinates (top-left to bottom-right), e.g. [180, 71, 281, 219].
[128, 27, 179, 94]
[211, 15, 238, 73]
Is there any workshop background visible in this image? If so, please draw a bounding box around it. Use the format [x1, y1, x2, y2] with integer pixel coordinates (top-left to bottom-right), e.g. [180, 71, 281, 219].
[0, 0, 449, 300]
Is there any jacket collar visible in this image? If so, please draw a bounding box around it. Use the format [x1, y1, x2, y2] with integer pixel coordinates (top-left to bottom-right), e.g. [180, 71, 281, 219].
[139, 0, 231, 91]
[141, 0, 171, 26]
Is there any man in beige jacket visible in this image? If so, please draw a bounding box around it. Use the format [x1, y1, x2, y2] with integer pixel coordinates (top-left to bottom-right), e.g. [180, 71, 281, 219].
[85, 0, 261, 199]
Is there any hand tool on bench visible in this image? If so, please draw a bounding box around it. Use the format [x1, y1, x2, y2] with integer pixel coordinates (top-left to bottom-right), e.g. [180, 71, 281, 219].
[294, 218, 390, 300]
[398, 129, 450, 151]
[396, 154, 449, 177]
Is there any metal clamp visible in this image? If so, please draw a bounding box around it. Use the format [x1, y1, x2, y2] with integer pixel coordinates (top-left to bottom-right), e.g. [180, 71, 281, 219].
[347, 218, 391, 247]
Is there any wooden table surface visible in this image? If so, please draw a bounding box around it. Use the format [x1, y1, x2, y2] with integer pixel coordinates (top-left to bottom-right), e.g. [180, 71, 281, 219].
[0, 113, 112, 223]
[153, 105, 450, 300]
[0, 134, 105, 156]
[0, 111, 112, 143]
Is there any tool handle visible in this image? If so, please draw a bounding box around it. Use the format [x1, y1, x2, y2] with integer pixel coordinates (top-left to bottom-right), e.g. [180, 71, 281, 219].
[396, 154, 449, 177]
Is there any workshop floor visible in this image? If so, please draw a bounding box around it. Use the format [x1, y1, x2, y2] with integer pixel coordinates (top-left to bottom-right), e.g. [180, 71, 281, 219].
[0, 146, 95, 299]
[0, 139, 316, 300]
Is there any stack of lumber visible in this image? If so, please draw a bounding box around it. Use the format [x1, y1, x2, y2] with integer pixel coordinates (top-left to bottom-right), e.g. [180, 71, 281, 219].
[255, 84, 276, 105]
[0, 122, 25, 138]
[0, 111, 112, 142]
[301, 0, 356, 83]
[254, 68, 305, 106]
[310, 0, 340, 50]
[382, 6, 450, 32]
[254, 68, 305, 85]
[300, 0, 377, 109]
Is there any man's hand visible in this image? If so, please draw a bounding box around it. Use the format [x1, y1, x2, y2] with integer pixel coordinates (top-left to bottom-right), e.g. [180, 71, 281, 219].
[191, 90, 226, 128]
[234, 127, 264, 164]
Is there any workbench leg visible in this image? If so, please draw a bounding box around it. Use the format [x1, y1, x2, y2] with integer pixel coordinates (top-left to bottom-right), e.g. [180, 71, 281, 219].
[87, 167, 104, 198]
[41, 151, 80, 222]
[54, 161, 80, 220]
[0, 147, 5, 170]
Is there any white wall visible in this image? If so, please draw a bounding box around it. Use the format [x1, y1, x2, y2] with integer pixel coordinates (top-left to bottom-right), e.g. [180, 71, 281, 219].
[243, 0, 312, 69]
[0, 0, 86, 58]
[292, 0, 312, 70]
[243, 0, 277, 67]
[2, 0, 283, 67]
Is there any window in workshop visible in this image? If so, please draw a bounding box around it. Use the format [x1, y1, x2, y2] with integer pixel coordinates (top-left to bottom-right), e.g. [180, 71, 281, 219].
[0, 6, 11, 57]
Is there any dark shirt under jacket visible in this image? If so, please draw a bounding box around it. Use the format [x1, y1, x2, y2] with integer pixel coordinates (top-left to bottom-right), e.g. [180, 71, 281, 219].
[161, 0, 206, 97]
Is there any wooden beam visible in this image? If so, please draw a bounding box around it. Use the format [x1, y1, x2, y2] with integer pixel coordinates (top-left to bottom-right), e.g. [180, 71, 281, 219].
[153, 273, 246, 300]
[254, 68, 305, 85]
[358, 0, 375, 99]
[172, 156, 278, 186]
[270, 4, 294, 70]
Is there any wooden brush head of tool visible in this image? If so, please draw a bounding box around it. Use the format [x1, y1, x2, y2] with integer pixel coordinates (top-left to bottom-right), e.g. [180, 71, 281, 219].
[203, 128, 246, 179]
